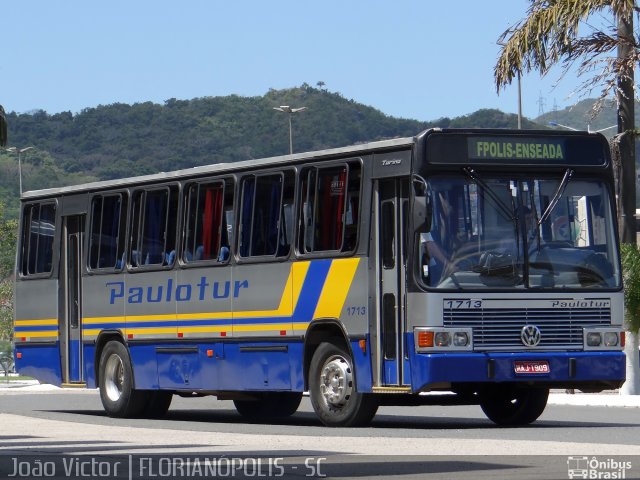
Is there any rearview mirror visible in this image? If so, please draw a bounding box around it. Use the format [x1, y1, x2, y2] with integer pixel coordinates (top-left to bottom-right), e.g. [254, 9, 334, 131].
[412, 175, 432, 232]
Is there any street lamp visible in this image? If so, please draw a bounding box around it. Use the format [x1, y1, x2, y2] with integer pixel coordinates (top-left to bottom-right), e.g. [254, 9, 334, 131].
[273, 105, 307, 154]
[5, 146, 34, 195]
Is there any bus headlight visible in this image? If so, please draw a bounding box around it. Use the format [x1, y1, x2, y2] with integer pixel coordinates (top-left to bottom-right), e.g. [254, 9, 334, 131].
[414, 328, 472, 352]
[453, 332, 469, 347]
[604, 332, 619, 347]
[434, 332, 451, 347]
[586, 332, 602, 347]
[584, 328, 624, 350]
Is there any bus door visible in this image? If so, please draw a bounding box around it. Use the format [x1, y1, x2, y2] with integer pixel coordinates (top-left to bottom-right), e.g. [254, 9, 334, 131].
[60, 214, 85, 384]
[375, 178, 409, 386]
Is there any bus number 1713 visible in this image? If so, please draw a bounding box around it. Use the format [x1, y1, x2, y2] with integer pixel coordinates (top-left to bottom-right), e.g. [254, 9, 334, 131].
[444, 299, 483, 309]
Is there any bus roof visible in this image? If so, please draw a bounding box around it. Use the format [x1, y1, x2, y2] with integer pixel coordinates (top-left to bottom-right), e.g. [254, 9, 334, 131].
[21, 135, 415, 200]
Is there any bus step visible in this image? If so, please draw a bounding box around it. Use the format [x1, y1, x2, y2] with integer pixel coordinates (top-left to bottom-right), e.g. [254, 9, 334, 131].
[372, 386, 412, 394]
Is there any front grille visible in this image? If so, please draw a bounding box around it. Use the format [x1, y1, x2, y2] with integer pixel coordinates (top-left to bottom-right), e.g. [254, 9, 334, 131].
[443, 305, 610, 351]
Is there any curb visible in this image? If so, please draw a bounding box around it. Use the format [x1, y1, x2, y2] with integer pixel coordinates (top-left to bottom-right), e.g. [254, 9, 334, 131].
[548, 393, 640, 408]
[2, 384, 640, 407]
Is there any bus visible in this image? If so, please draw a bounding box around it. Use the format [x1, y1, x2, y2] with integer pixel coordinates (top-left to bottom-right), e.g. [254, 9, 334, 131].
[13, 128, 625, 427]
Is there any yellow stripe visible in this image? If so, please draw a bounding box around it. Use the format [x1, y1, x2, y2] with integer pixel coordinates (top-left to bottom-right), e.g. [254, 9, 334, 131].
[123, 327, 177, 335]
[15, 319, 57, 326]
[178, 311, 230, 320]
[177, 326, 230, 334]
[233, 323, 291, 332]
[82, 316, 127, 325]
[125, 314, 178, 322]
[313, 258, 360, 319]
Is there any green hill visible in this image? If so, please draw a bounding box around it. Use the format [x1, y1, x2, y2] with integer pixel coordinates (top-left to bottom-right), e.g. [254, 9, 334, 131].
[0, 85, 535, 217]
[536, 98, 632, 136]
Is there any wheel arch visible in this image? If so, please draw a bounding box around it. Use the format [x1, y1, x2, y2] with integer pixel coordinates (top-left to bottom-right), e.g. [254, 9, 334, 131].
[303, 319, 355, 390]
[94, 330, 130, 387]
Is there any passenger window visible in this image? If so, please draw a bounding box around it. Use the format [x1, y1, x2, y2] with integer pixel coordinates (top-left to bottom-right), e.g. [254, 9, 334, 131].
[89, 194, 127, 271]
[129, 186, 178, 268]
[20, 202, 56, 276]
[299, 161, 361, 253]
[239, 171, 294, 258]
[183, 178, 234, 263]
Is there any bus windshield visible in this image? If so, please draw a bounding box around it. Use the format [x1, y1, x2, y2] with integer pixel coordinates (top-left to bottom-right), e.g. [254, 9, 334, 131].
[417, 174, 620, 290]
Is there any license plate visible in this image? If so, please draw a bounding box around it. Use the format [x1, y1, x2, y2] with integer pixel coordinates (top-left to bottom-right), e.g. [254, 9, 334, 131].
[514, 360, 550, 374]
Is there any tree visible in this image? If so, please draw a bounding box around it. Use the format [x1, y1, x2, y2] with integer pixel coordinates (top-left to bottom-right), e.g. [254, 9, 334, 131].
[0, 280, 12, 342]
[0, 202, 16, 347]
[0, 105, 7, 147]
[622, 244, 640, 393]
[0, 202, 17, 279]
[495, 0, 639, 393]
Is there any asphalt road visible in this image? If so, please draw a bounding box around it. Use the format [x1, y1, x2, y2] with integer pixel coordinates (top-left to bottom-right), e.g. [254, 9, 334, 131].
[1, 390, 640, 479]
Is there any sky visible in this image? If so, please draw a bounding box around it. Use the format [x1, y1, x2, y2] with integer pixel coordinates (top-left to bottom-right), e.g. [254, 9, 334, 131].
[1, 1, 615, 123]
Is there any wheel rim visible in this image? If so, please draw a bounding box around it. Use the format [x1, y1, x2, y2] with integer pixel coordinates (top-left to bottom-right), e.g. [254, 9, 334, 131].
[319, 354, 353, 408]
[104, 353, 124, 402]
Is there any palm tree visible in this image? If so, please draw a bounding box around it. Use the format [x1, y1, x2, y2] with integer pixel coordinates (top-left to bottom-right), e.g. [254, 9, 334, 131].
[0, 105, 7, 147]
[494, 0, 636, 241]
[495, 0, 639, 393]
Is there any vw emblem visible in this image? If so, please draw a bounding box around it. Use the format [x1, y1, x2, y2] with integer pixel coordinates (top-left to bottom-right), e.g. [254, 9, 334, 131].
[521, 325, 541, 347]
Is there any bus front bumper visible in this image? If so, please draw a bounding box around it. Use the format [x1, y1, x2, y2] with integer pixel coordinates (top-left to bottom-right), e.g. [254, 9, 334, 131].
[410, 351, 625, 392]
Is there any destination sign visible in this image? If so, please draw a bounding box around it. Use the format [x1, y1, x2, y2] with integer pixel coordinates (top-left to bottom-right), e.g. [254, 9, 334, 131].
[469, 137, 565, 161]
[423, 131, 608, 167]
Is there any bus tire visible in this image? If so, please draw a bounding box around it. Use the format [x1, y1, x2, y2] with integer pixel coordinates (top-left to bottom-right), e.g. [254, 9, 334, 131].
[142, 391, 173, 418]
[234, 392, 302, 419]
[480, 385, 549, 426]
[98, 341, 148, 418]
[309, 342, 378, 427]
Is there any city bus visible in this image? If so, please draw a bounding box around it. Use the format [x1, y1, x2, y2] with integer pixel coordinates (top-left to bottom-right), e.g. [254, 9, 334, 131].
[13, 128, 625, 427]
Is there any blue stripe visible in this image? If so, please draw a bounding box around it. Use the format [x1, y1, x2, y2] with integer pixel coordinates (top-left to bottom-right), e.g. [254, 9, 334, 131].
[15, 325, 58, 332]
[293, 259, 332, 323]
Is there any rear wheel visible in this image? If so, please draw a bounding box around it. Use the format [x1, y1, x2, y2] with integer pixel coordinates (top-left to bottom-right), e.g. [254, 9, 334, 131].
[480, 385, 549, 426]
[308, 342, 378, 427]
[234, 392, 302, 419]
[98, 341, 148, 418]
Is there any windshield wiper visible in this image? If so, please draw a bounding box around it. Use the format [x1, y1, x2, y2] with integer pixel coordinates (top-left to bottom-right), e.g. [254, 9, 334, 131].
[538, 168, 574, 226]
[462, 167, 516, 224]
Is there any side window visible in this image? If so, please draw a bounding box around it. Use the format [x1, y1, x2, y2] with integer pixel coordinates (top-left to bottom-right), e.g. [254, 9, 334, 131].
[183, 178, 234, 263]
[239, 171, 294, 258]
[129, 186, 178, 268]
[20, 202, 56, 276]
[89, 194, 127, 271]
[299, 161, 361, 253]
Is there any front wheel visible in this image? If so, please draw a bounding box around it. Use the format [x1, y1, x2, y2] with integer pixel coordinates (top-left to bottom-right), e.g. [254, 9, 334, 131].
[308, 342, 378, 427]
[479, 385, 549, 426]
[98, 341, 148, 418]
